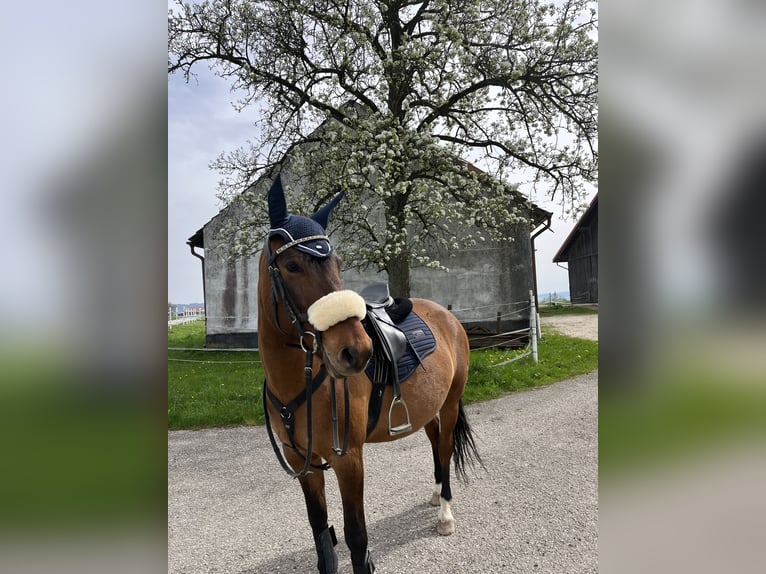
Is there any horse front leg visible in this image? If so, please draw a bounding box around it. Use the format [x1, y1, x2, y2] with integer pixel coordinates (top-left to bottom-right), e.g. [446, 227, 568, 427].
[333, 451, 375, 574]
[285, 451, 338, 574]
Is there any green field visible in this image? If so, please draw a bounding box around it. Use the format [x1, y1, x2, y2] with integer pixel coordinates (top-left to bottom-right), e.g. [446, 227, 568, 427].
[168, 319, 598, 429]
[464, 332, 598, 403]
[168, 320, 264, 428]
[538, 302, 599, 316]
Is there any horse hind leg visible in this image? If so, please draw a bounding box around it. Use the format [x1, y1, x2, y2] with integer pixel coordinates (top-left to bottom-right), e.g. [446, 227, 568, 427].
[434, 401, 459, 535]
[430, 398, 483, 536]
[426, 416, 455, 535]
[424, 418, 443, 507]
[419, 400, 459, 536]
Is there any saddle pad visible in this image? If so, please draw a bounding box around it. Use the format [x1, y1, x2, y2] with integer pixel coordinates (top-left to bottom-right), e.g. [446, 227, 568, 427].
[365, 311, 436, 386]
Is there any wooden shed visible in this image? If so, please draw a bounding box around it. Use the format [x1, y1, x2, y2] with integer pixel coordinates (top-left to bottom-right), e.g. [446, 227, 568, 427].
[553, 195, 598, 304]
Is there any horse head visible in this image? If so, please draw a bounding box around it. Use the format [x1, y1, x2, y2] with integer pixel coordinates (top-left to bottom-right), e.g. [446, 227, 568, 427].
[263, 175, 372, 377]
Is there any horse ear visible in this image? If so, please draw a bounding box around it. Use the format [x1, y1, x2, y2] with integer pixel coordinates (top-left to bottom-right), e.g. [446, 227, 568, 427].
[310, 191, 345, 230]
[267, 175, 289, 228]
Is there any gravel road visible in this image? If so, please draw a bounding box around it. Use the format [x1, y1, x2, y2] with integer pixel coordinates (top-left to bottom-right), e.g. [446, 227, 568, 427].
[168, 370, 597, 573]
[539, 313, 598, 341]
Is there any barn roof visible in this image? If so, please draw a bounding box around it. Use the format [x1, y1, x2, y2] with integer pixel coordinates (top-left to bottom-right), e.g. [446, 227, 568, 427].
[552, 194, 598, 263]
[187, 227, 204, 249]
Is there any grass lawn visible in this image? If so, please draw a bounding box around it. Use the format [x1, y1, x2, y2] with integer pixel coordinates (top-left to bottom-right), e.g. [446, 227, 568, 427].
[465, 332, 598, 404]
[538, 302, 599, 317]
[168, 320, 264, 428]
[599, 370, 766, 477]
[1, 348, 163, 529]
[168, 319, 598, 429]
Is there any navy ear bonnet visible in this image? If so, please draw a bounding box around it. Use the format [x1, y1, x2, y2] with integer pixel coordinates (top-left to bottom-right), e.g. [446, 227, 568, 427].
[267, 175, 343, 258]
[269, 215, 333, 257]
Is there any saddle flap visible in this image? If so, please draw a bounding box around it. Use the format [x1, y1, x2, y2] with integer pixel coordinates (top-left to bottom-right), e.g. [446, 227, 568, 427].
[366, 308, 408, 364]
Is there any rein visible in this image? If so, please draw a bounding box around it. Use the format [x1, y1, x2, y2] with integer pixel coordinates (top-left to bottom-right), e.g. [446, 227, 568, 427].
[262, 237, 351, 478]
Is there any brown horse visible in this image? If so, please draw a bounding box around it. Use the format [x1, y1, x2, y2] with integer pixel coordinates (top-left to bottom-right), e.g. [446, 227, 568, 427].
[259, 176, 481, 573]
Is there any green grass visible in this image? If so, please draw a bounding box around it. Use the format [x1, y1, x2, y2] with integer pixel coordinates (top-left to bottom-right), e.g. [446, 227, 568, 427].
[168, 352, 265, 428]
[168, 321, 598, 429]
[168, 318, 207, 347]
[599, 372, 766, 478]
[0, 347, 163, 530]
[464, 331, 599, 403]
[168, 320, 264, 428]
[538, 302, 598, 316]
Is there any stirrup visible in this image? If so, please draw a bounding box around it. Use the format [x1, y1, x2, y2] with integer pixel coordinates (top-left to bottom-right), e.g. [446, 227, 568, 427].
[388, 396, 412, 436]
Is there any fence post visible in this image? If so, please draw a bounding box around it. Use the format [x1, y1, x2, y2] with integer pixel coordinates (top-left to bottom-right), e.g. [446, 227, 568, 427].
[537, 305, 542, 341]
[529, 290, 538, 364]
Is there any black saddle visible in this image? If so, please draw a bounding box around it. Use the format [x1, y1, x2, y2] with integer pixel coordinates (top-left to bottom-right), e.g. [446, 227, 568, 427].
[358, 283, 413, 322]
[358, 283, 418, 436]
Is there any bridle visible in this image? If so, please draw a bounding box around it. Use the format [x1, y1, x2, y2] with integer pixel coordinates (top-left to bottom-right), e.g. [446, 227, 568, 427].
[264, 235, 319, 342]
[261, 235, 351, 478]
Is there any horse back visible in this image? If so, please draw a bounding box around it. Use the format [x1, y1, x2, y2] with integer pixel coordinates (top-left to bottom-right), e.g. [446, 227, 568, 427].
[364, 298, 469, 442]
[410, 298, 470, 366]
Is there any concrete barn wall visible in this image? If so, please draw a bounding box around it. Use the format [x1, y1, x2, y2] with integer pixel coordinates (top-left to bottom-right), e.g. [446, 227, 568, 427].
[197, 173, 539, 347]
[342, 232, 534, 327]
[202, 208, 261, 348]
[200, 220, 535, 347]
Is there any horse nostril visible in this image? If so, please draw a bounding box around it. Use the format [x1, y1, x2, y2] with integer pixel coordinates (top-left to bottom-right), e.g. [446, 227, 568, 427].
[340, 346, 359, 368]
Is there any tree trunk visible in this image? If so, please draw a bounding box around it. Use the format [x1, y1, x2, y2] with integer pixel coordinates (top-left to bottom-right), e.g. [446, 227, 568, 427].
[386, 249, 411, 298]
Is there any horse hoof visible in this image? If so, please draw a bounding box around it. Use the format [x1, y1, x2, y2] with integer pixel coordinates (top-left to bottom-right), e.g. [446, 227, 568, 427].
[429, 493, 441, 506]
[437, 519, 456, 536]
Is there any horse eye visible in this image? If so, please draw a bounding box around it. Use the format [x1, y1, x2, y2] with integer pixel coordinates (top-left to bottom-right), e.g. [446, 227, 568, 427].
[285, 261, 302, 273]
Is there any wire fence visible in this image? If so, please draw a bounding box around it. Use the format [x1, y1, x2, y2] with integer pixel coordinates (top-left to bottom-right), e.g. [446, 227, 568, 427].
[168, 316, 204, 326]
[168, 294, 541, 364]
[168, 357, 262, 364]
[171, 298, 535, 325]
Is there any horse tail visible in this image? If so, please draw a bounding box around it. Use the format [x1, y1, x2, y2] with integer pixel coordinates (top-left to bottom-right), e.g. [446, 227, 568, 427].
[452, 400, 484, 482]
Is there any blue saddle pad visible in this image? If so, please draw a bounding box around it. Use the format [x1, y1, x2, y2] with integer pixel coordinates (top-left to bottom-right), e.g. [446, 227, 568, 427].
[364, 311, 436, 385]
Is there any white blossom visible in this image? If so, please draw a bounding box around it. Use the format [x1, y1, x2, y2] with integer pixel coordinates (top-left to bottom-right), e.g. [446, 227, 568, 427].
[169, 0, 598, 291]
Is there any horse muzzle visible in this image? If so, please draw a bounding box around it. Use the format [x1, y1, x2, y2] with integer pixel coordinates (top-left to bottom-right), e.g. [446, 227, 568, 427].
[320, 317, 372, 377]
[307, 290, 372, 378]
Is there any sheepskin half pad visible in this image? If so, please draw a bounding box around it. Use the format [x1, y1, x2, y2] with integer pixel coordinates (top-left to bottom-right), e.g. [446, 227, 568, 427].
[307, 290, 367, 331]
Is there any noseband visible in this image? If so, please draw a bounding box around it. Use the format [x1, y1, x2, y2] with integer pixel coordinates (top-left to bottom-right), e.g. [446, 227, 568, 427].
[262, 236, 366, 478]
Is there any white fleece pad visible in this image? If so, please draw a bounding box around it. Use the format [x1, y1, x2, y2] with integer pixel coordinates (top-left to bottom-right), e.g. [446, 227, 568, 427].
[307, 290, 367, 331]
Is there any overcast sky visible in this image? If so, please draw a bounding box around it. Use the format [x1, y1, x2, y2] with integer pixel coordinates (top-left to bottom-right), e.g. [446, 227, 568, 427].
[168, 67, 595, 304]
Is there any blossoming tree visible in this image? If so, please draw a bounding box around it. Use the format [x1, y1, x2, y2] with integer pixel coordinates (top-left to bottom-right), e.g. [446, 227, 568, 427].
[169, 0, 597, 296]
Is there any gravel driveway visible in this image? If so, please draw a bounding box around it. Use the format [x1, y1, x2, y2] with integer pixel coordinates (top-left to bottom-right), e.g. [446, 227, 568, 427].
[168, 370, 597, 573]
[540, 313, 598, 341]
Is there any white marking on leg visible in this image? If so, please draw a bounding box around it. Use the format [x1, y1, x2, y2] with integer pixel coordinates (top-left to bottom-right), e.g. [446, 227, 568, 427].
[430, 483, 441, 506]
[437, 497, 456, 535]
[438, 497, 453, 523]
